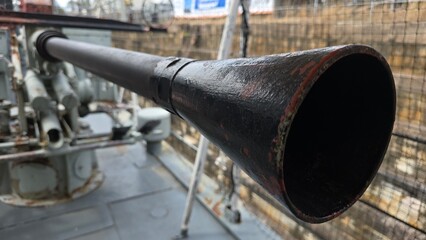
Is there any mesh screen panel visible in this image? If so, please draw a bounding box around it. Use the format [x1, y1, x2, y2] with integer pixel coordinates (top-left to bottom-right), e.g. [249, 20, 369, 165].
[112, 1, 426, 239]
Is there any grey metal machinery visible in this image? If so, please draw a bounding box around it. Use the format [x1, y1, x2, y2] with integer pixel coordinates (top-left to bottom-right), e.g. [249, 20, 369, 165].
[0, 14, 170, 206]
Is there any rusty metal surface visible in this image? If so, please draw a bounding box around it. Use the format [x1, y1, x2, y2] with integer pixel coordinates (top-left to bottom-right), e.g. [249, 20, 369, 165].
[0, 11, 148, 32]
[35, 34, 396, 223]
[170, 45, 396, 223]
[0, 170, 103, 206]
[0, 137, 38, 149]
[0, 137, 138, 162]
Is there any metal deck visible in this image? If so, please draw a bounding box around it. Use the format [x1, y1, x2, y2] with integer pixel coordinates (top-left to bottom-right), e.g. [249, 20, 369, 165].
[0, 143, 235, 240]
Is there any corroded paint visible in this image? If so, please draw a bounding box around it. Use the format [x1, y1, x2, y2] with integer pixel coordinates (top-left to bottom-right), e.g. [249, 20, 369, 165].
[170, 45, 395, 223]
[35, 34, 395, 223]
[212, 200, 223, 217]
[1, 170, 103, 207]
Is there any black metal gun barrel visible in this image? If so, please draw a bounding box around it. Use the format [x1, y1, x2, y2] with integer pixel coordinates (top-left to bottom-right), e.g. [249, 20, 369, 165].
[37, 33, 165, 100]
[35, 30, 396, 224]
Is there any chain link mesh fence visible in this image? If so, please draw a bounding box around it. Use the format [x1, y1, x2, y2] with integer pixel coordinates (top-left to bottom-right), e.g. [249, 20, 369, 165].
[112, 1, 426, 239]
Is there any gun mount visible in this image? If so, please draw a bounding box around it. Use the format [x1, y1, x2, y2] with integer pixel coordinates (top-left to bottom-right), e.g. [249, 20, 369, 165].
[0, 18, 171, 207]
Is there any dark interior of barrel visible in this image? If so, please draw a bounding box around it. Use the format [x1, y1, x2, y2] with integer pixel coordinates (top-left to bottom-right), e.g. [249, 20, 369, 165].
[283, 54, 395, 220]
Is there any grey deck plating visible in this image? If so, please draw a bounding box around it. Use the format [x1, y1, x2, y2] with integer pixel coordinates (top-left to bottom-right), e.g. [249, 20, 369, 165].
[0, 143, 235, 240]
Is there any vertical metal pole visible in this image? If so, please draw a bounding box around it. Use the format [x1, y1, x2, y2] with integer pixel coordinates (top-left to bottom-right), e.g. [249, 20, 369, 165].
[178, 0, 240, 237]
[118, 87, 125, 103]
[69, 108, 79, 133]
[179, 136, 209, 238]
[217, 0, 240, 60]
[10, 33, 27, 134]
[229, 0, 250, 216]
[239, 0, 251, 58]
[117, 89, 140, 131]
[131, 92, 139, 130]
[230, 164, 241, 210]
[314, 0, 319, 16]
[117, 0, 128, 22]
